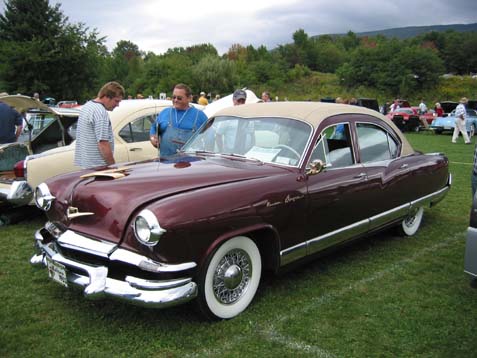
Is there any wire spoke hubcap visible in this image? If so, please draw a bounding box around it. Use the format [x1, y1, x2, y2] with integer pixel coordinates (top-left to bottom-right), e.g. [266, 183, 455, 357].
[213, 249, 251, 304]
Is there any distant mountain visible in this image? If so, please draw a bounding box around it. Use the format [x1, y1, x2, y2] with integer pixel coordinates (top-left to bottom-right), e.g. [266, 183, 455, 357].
[324, 23, 477, 39]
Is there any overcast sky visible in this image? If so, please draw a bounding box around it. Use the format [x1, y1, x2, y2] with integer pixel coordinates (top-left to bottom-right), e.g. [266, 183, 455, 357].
[3, 1, 477, 54]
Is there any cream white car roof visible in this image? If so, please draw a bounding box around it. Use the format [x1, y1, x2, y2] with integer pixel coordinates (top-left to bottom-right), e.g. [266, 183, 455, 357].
[213, 101, 414, 156]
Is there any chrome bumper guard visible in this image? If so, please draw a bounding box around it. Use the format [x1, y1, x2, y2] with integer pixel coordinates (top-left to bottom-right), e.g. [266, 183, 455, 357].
[0, 180, 33, 206]
[30, 227, 198, 308]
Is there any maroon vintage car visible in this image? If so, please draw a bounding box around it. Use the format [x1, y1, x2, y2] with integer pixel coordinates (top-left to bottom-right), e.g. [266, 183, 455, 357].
[31, 102, 451, 320]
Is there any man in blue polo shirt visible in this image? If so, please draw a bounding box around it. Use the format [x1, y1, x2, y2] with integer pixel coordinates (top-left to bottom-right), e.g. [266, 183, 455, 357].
[0, 94, 23, 144]
[150, 83, 207, 157]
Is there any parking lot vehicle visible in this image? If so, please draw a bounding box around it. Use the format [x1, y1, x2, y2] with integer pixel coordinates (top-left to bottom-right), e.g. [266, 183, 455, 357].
[0, 95, 80, 208]
[430, 109, 477, 136]
[31, 102, 451, 320]
[3, 99, 175, 208]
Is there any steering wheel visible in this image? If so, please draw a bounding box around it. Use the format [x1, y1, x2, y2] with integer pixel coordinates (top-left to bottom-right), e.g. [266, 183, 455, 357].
[273, 144, 301, 161]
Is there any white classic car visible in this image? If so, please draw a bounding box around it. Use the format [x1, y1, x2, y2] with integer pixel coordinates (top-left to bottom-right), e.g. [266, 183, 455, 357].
[4, 99, 175, 208]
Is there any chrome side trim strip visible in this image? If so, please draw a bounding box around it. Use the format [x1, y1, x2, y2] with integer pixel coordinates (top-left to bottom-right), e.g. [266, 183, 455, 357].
[307, 219, 369, 256]
[280, 242, 307, 266]
[280, 184, 450, 266]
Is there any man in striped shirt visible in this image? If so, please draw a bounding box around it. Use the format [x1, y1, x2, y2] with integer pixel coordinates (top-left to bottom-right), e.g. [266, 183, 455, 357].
[74, 82, 125, 169]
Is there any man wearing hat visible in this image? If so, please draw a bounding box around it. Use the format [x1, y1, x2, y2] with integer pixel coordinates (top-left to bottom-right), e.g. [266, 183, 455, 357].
[452, 97, 470, 144]
[232, 89, 247, 105]
[198, 91, 208, 106]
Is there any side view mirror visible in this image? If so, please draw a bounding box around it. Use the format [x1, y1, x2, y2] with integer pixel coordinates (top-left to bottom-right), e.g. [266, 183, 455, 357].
[306, 159, 325, 175]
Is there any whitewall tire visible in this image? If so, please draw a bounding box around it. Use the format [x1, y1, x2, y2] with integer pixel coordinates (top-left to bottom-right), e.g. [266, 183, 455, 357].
[197, 236, 262, 320]
[399, 206, 424, 236]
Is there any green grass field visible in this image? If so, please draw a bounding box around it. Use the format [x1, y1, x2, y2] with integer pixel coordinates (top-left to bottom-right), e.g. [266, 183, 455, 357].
[1, 131, 476, 357]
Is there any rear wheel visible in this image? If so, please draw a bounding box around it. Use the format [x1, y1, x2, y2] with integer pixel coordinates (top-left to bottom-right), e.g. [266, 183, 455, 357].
[435, 129, 443, 135]
[398, 207, 424, 236]
[197, 236, 262, 320]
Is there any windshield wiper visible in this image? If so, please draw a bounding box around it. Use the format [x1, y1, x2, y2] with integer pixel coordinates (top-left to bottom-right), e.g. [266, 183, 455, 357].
[220, 153, 262, 163]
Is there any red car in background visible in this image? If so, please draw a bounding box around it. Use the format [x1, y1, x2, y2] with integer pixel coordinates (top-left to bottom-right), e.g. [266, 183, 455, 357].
[387, 107, 421, 132]
[57, 100, 80, 108]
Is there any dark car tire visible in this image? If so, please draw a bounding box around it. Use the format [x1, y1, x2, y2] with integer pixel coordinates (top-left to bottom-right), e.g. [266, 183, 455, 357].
[470, 278, 477, 289]
[435, 129, 443, 135]
[398, 207, 424, 236]
[197, 236, 262, 320]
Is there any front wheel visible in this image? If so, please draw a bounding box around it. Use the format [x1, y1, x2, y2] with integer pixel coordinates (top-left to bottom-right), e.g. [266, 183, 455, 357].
[398, 207, 424, 236]
[197, 236, 262, 320]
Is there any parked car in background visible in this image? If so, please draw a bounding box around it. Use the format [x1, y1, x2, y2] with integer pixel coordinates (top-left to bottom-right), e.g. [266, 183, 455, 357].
[57, 100, 80, 108]
[357, 98, 379, 112]
[411, 106, 436, 125]
[430, 109, 477, 136]
[387, 107, 421, 132]
[30, 101, 451, 320]
[0, 95, 80, 208]
[439, 101, 459, 116]
[4, 99, 172, 209]
[465, 192, 477, 286]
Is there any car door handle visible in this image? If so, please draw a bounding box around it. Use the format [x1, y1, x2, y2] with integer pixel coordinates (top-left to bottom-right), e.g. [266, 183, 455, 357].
[400, 164, 409, 169]
[354, 172, 367, 179]
[129, 148, 143, 151]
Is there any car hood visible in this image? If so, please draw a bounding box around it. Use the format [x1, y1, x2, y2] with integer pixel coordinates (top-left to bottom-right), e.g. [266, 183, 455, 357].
[46, 154, 290, 242]
[0, 94, 51, 113]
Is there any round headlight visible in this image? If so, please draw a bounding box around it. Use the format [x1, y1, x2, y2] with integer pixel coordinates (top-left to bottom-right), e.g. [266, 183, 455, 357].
[34, 183, 55, 211]
[133, 209, 166, 246]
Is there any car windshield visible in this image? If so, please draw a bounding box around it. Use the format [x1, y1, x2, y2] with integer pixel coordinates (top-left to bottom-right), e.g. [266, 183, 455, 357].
[183, 115, 312, 167]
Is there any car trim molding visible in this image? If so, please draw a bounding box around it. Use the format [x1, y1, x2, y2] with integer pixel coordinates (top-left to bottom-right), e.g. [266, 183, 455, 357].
[280, 183, 450, 266]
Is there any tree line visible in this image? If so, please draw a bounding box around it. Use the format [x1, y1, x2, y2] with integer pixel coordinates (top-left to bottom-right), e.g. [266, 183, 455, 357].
[1, 0, 476, 102]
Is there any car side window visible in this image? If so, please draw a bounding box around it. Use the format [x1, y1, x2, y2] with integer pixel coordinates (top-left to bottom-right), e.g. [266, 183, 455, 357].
[119, 115, 155, 143]
[356, 123, 398, 163]
[309, 123, 354, 168]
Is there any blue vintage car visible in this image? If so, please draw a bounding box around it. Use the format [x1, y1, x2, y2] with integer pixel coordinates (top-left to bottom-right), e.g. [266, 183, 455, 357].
[430, 109, 477, 136]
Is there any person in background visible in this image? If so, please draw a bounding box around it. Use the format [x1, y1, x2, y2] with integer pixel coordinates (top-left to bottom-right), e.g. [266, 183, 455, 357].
[435, 102, 444, 117]
[419, 99, 428, 114]
[261, 91, 271, 102]
[198, 91, 209, 105]
[33, 92, 40, 101]
[74, 81, 125, 168]
[452, 97, 471, 144]
[150, 83, 207, 156]
[214, 94, 221, 102]
[0, 94, 23, 144]
[215, 89, 247, 152]
[390, 99, 400, 112]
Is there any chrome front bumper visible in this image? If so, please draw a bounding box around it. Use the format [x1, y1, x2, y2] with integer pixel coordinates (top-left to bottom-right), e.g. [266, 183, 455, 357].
[30, 226, 198, 308]
[0, 180, 33, 206]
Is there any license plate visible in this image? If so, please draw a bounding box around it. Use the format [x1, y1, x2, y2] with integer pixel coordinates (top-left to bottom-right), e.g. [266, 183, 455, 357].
[444, 126, 452, 130]
[46, 257, 68, 287]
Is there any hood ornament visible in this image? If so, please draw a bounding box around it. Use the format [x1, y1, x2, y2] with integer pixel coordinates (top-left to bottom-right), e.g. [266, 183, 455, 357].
[80, 166, 131, 179]
[67, 206, 94, 219]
